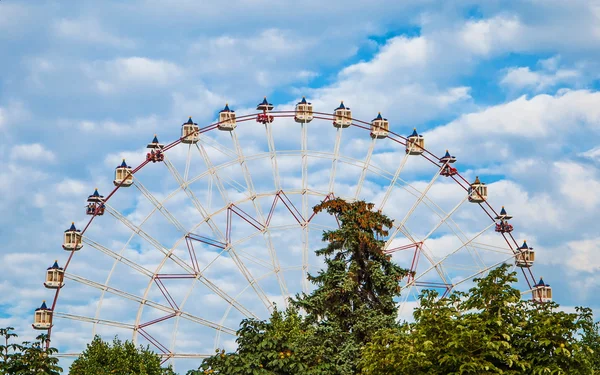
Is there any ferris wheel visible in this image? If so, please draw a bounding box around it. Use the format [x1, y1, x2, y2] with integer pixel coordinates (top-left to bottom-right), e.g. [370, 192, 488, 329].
[32, 96, 552, 369]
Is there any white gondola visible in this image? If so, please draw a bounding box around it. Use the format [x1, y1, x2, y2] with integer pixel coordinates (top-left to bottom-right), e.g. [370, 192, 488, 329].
[218, 103, 236, 131]
[532, 278, 552, 303]
[333, 101, 352, 128]
[294, 97, 313, 123]
[406, 128, 425, 155]
[32, 301, 52, 330]
[370, 112, 389, 139]
[113, 159, 133, 187]
[63, 222, 83, 251]
[515, 240, 535, 267]
[468, 176, 487, 203]
[44, 261, 65, 289]
[181, 117, 200, 144]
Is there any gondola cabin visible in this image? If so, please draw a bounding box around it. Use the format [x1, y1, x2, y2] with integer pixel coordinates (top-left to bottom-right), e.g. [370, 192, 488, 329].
[515, 240, 535, 267]
[370, 112, 389, 139]
[294, 97, 313, 123]
[406, 128, 425, 155]
[439, 150, 458, 177]
[333, 101, 352, 128]
[256, 97, 274, 124]
[86, 189, 105, 216]
[63, 222, 83, 251]
[32, 301, 52, 330]
[218, 103, 236, 131]
[181, 117, 200, 144]
[44, 261, 65, 289]
[494, 206, 514, 233]
[113, 159, 133, 187]
[468, 176, 487, 203]
[146, 135, 164, 163]
[532, 278, 552, 303]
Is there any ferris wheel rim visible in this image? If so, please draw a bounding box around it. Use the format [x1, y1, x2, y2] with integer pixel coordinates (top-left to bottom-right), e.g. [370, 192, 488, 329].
[45, 107, 535, 360]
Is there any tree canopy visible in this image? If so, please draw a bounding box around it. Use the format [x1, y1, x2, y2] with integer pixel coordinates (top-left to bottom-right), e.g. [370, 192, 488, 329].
[188, 198, 600, 375]
[0, 327, 62, 375]
[69, 336, 176, 375]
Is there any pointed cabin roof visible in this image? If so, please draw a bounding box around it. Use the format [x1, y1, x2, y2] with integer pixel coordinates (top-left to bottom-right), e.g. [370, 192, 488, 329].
[500, 206, 508, 216]
[442, 150, 453, 159]
[65, 222, 79, 232]
[409, 128, 419, 137]
[88, 188, 103, 199]
[184, 117, 196, 125]
[373, 112, 384, 121]
[535, 277, 549, 287]
[298, 97, 308, 104]
[151, 135, 159, 144]
[519, 240, 531, 250]
[335, 101, 347, 110]
[119, 159, 128, 168]
[220, 103, 233, 113]
[36, 301, 49, 311]
[472, 176, 482, 185]
[48, 261, 62, 270]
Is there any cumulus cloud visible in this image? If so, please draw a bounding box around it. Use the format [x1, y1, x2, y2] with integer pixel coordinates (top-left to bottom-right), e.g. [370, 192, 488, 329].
[53, 18, 135, 48]
[84, 57, 184, 94]
[10, 143, 56, 163]
[501, 56, 582, 92]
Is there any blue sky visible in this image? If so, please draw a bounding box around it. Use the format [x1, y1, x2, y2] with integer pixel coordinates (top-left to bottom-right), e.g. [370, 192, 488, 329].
[2, 0, 600, 373]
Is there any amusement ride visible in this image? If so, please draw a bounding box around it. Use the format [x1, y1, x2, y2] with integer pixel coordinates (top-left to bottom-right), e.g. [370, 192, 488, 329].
[32, 97, 552, 369]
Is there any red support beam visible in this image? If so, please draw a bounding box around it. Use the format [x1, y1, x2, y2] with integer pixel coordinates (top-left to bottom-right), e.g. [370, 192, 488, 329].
[138, 313, 177, 330]
[154, 279, 179, 310]
[138, 327, 171, 354]
[266, 191, 305, 227]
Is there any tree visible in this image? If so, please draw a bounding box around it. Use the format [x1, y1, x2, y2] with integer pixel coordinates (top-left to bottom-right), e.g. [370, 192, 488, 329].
[0, 327, 62, 375]
[361, 264, 599, 374]
[189, 199, 408, 374]
[69, 336, 176, 375]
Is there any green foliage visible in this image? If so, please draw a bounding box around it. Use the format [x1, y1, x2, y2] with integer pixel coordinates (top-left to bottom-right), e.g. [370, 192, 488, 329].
[69, 336, 176, 375]
[189, 199, 408, 374]
[0, 327, 62, 375]
[360, 264, 599, 375]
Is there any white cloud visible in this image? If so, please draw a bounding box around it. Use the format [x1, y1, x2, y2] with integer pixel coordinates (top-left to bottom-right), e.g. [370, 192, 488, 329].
[501, 56, 582, 92]
[83, 57, 183, 94]
[10, 143, 56, 163]
[580, 146, 600, 162]
[459, 16, 524, 57]
[53, 18, 135, 48]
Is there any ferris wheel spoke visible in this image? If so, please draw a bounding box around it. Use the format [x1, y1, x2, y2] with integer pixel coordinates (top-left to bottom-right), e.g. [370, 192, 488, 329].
[63, 273, 236, 334]
[195, 143, 231, 205]
[354, 138, 376, 200]
[411, 221, 497, 285]
[184, 144, 193, 182]
[53, 312, 135, 330]
[378, 152, 410, 211]
[134, 180, 187, 234]
[420, 195, 469, 242]
[300, 123, 310, 292]
[265, 122, 281, 191]
[328, 128, 343, 193]
[230, 129, 290, 303]
[443, 253, 517, 291]
[83, 238, 154, 278]
[104, 204, 194, 274]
